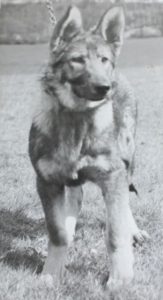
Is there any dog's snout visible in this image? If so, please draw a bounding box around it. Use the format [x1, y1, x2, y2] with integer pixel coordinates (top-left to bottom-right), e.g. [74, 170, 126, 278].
[95, 85, 110, 96]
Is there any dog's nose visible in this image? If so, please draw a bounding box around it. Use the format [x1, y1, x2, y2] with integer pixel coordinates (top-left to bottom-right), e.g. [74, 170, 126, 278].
[95, 85, 110, 96]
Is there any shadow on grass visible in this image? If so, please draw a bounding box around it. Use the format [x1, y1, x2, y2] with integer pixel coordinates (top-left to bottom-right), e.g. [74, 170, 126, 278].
[0, 208, 46, 241]
[1, 248, 44, 274]
[0, 209, 46, 273]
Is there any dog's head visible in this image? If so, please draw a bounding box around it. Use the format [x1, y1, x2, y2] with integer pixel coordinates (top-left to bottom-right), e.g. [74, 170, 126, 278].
[44, 5, 125, 110]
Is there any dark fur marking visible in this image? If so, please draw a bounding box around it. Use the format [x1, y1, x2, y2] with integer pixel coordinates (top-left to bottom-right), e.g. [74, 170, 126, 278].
[129, 183, 138, 196]
[122, 159, 129, 170]
[29, 124, 55, 168]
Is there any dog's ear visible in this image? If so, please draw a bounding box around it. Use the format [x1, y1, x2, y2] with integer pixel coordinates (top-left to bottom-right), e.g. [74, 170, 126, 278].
[50, 6, 83, 51]
[99, 6, 125, 57]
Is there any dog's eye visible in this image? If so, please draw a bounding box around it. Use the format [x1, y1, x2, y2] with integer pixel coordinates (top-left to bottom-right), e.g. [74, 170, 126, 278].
[71, 57, 85, 64]
[101, 57, 109, 63]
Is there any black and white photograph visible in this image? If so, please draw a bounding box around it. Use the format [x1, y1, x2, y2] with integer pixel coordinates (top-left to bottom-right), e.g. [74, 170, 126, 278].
[0, 0, 163, 299]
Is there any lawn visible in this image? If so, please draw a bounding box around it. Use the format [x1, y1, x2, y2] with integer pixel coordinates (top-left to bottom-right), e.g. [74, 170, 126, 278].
[0, 42, 163, 299]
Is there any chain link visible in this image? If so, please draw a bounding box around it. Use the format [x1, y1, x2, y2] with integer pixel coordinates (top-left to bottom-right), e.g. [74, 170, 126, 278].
[46, 0, 57, 27]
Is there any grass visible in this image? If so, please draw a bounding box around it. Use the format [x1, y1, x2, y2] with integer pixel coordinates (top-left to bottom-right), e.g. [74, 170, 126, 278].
[0, 57, 163, 299]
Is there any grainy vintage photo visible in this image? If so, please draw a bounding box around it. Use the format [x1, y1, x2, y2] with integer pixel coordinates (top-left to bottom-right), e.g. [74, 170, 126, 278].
[0, 1, 163, 299]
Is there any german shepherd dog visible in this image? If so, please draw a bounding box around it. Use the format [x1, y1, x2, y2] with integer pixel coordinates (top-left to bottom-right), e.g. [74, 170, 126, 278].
[29, 5, 149, 289]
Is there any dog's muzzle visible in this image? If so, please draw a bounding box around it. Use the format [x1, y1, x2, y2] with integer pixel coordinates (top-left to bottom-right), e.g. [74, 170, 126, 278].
[90, 84, 111, 101]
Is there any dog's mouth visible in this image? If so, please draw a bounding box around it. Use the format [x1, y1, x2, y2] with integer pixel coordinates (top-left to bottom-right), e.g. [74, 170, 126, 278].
[87, 94, 107, 101]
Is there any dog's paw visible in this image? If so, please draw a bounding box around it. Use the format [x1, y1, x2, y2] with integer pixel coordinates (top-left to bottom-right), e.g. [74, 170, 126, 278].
[133, 229, 150, 246]
[106, 268, 133, 291]
[40, 274, 54, 288]
[106, 250, 134, 291]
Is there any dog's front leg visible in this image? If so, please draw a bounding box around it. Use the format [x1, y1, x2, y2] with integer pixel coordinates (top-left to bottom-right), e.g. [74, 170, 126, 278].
[100, 168, 134, 290]
[37, 178, 83, 283]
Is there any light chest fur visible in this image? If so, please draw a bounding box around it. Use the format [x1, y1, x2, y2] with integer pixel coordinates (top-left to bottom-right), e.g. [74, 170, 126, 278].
[82, 100, 115, 158]
[93, 100, 113, 134]
[33, 93, 115, 161]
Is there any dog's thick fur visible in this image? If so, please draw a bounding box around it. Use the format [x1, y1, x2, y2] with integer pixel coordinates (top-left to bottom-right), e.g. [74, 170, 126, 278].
[29, 5, 149, 289]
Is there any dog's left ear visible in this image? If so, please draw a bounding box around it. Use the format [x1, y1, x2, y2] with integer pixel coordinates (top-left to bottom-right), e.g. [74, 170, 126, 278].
[99, 6, 125, 57]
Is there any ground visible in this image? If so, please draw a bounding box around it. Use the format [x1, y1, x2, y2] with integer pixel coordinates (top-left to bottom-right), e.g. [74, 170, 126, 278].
[0, 38, 163, 300]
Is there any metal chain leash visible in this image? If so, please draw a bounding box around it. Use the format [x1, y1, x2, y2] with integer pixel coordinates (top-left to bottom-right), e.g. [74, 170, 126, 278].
[46, 0, 57, 27]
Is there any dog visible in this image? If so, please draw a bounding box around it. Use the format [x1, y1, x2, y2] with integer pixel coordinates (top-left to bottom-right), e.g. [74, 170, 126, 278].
[29, 5, 149, 290]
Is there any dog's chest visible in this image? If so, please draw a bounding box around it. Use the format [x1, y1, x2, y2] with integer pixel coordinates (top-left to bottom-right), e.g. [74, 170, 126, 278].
[93, 100, 113, 133]
[56, 101, 114, 160]
[82, 100, 114, 154]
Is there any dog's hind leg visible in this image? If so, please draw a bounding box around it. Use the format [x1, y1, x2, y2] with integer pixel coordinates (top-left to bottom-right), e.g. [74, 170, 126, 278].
[37, 178, 83, 282]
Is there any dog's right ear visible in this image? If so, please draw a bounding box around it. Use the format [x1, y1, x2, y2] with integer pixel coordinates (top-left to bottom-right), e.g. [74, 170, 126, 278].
[50, 6, 83, 51]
